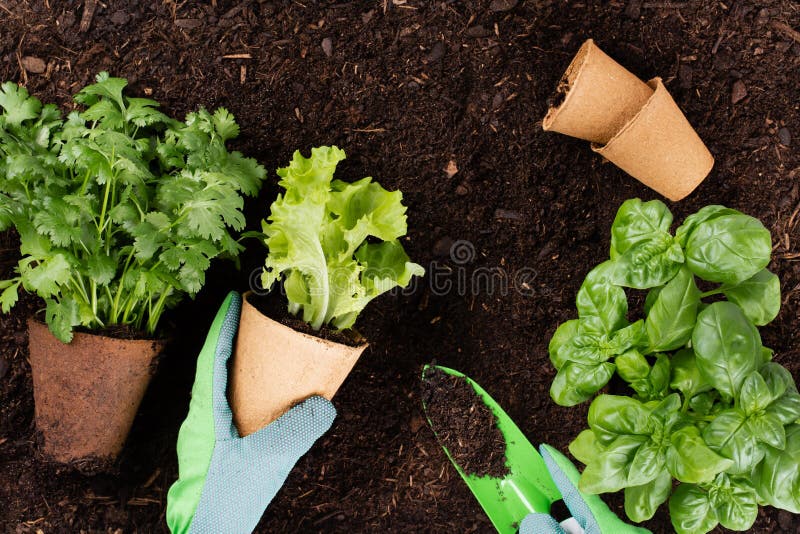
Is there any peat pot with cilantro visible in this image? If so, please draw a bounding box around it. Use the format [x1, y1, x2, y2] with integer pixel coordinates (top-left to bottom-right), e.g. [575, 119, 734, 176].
[0, 74, 265, 465]
[229, 146, 424, 436]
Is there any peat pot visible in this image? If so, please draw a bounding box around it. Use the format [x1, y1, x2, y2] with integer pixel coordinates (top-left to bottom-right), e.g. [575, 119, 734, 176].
[229, 294, 367, 437]
[542, 38, 654, 144]
[27, 319, 164, 466]
[592, 77, 715, 202]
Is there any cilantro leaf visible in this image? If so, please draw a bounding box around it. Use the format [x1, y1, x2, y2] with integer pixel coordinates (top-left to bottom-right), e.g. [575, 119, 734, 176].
[0, 82, 42, 127]
[0, 74, 265, 339]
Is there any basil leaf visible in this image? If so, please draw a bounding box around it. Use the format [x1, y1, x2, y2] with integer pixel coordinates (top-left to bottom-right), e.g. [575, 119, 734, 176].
[669, 483, 719, 534]
[550, 361, 615, 407]
[609, 320, 645, 352]
[651, 392, 681, 419]
[576, 277, 627, 334]
[610, 198, 673, 258]
[689, 391, 717, 416]
[579, 434, 648, 494]
[674, 205, 740, 248]
[645, 266, 700, 352]
[739, 371, 774, 414]
[643, 285, 663, 315]
[666, 425, 733, 483]
[548, 319, 580, 370]
[703, 409, 763, 474]
[753, 424, 800, 513]
[616, 350, 650, 382]
[723, 268, 781, 326]
[558, 332, 618, 365]
[766, 392, 800, 425]
[710, 475, 759, 531]
[759, 362, 794, 401]
[569, 429, 604, 466]
[612, 234, 684, 289]
[746, 412, 786, 449]
[588, 395, 651, 444]
[628, 439, 666, 486]
[624, 469, 672, 523]
[692, 302, 761, 399]
[760, 346, 775, 365]
[685, 213, 772, 285]
[670, 348, 712, 399]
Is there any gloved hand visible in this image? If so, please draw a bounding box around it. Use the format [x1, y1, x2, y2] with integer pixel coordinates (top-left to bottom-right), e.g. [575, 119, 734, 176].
[519, 445, 650, 534]
[166, 292, 337, 534]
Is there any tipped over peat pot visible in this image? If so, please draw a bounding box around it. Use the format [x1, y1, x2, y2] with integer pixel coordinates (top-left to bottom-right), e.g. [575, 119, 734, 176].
[542, 38, 653, 145]
[592, 77, 715, 202]
[543, 38, 714, 201]
[27, 319, 164, 466]
[228, 293, 367, 437]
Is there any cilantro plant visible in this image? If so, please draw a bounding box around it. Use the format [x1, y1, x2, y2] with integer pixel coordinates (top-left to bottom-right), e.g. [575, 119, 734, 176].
[548, 199, 800, 533]
[259, 146, 424, 331]
[0, 73, 265, 342]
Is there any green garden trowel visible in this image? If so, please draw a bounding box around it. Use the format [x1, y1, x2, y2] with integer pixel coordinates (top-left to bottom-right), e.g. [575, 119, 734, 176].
[421, 365, 562, 534]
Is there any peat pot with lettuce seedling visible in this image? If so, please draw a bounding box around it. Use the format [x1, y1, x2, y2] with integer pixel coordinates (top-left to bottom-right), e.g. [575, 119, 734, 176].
[0, 74, 265, 465]
[230, 146, 424, 436]
[548, 199, 800, 533]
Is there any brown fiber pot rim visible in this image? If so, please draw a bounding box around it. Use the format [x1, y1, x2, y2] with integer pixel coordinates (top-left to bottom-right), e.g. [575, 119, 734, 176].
[241, 292, 369, 350]
[541, 38, 595, 130]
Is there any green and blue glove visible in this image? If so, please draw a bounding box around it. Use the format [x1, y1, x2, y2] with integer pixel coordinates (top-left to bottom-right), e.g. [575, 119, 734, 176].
[520, 445, 650, 534]
[166, 292, 336, 534]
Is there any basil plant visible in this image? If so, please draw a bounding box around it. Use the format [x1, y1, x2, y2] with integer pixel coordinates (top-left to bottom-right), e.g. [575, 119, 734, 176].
[548, 199, 799, 533]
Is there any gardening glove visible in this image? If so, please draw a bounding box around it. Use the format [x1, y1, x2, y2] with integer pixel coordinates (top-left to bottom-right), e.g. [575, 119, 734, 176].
[166, 292, 337, 534]
[519, 444, 650, 534]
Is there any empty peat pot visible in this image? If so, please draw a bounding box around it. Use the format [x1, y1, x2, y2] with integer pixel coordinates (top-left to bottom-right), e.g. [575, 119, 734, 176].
[27, 319, 164, 465]
[592, 78, 715, 202]
[228, 294, 367, 437]
[543, 39, 714, 201]
[542, 38, 654, 145]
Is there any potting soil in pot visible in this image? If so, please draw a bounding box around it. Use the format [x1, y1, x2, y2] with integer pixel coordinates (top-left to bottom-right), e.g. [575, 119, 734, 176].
[422, 367, 508, 478]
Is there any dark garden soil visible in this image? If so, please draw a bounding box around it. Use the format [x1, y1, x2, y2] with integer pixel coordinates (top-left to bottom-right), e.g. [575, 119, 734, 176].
[421, 367, 508, 478]
[1, 1, 799, 533]
[247, 293, 365, 346]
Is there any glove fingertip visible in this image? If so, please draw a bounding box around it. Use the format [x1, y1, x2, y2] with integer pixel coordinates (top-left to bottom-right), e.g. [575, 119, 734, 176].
[520, 513, 566, 534]
[292, 395, 337, 430]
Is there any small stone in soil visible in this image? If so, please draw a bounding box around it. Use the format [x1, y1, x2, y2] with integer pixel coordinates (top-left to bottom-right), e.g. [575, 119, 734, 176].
[174, 18, 202, 29]
[432, 236, 454, 258]
[778, 127, 791, 146]
[21, 56, 46, 73]
[731, 80, 748, 104]
[110, 10, 130, 26]
[466, 25, 492, 38]
[422, 367, 509, 478]
[425, 41, 445, 64]
[495, 208, 523, 220]
[489, 0, 518, 12]
[322, 38, 333, 57]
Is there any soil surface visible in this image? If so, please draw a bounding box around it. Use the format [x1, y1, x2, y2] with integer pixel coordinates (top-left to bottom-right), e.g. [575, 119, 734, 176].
[2, 1, 799, 533]
[421, 367, 508, 478]
[247, 292, 365, 347]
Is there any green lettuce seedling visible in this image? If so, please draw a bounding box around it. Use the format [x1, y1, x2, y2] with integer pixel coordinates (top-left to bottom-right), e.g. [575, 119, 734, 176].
[548, 199, 799, 533]
[0, 73, 265, 341]
[260, 146, 424, 331]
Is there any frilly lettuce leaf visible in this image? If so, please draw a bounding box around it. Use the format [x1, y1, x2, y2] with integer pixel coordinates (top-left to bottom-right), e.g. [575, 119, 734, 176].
[262, 146, 424, 330]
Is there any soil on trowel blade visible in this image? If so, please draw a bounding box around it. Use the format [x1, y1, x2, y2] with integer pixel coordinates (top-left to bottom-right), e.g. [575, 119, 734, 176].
[422, 367, 508, 478]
